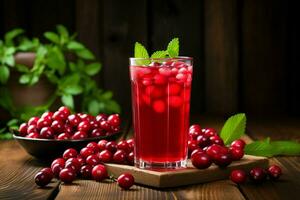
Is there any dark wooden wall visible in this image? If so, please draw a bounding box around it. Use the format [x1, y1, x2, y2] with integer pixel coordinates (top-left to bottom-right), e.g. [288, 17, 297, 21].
[0, 0, 299, 117]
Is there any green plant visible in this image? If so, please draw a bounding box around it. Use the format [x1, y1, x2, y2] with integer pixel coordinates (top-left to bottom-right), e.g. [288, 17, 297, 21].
[0, 25, 120, 139]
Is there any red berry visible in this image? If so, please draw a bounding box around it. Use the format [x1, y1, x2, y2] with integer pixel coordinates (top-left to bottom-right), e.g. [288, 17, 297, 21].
[230, 170, 247, 184]
[96, 114, 108, 123]
[127, 152, 134, 165]
[229, 147, 244, 161]
[90, 129, 105, 138]
[117, 173, 134, 190]
[100, 121, 111, 131]
[86, 154, 100, 166]
[37, 118, 52, 130]
[98, 140, 108, 151]
[72, 131, 87, 140]
[59, 168, 76, 184]
[28, 117, 39, 126]
[168, 83, 181, 95]
[92, 164, 107, 181]
[58, 106, 71, 116]
[89, 120, 100, 129]
[51, 163, 64, 177]
[205, 144, 228, 159]
[105, 141, 117, 153]
[249, 167, 267, 183]
[18, 123, 28, 136]
[64, 124, 73, 134]
[188, 140, 198, 155]
[27, 124, 37, 134]
[189, 124, 201, 132]
[87, 142, 99, 153]
[26, 132, 39, 138]
[63, 148, 78, 160]
[68, 114, 81, 127]
[35, 171, 52, 187]
[203, 128, 217, 137]
[76, 155, 86, 167]
[231, 139, 246, 149]
[80, 147, 95, 159]
[196, 135, 210, 148]
[51, 158, 65, 168]
[209, 135, 224, 146]
[98, 150, 113, 163]
[77, 120, 91, 132]
[53, 111, 68, 122]
[267, 165, 282, 180]
[107, 114, 121, 127]
[214, 153, 232, 168]
[117, 140, 130, 153]
[113, 150, 127, 164]
[152, 100, 165, 113]
[126, 139, 134, 151]
[41, 111, 53, 120]
[40, 127, 54, 139]
[154, 74, 167, 85]
[40, 167, 54, 180]
[65, 158, 81, 172]
[189, 128, 202, 140]
[57, 133, 70, 140]
[80, 165, 93, 179]
[51, 120, 64, 133]
[191, 152, 212, 169]
[191, 148, 204, 157]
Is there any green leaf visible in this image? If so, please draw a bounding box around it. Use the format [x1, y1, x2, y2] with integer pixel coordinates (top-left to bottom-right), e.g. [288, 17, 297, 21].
[47, 47, 66, 74]
[18, 39, 37, 51]
[167, 38, 179, 58]
[5, 47, 16, 55]
[0, 86, 13, 110]
[76, 49, 95, 60]
[245, 139, 300, 157]
[0, 66, 10, 84]
[67, 41, 85, 50]
[15, 64, 30, 73]
[4, 55, 15, 66]
[7, 118, 18, 127]
[4, 29, 24, 45]
[19, 74, 31, 84]
[220, 113, 246, 145]
[101, 91, 113, 100]
[88, 100, 100, 116]
[60, 74, 80, 88]
[63, 85, 83, 95]
[56, 25, 69, 38]
[44, 32, 60, 44]
[85, 63, 101, 75]
[0, 133, 13, 140]
[61, 94, 74, 109]
[134, 42, 149, 58]
[151, 50, 167, 59]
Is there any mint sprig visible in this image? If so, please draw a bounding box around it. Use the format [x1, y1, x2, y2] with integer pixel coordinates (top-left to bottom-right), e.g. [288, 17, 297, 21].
[167, 38, 179, 58]
[151, 50, 167, 59]
[134, 42, 149, 59]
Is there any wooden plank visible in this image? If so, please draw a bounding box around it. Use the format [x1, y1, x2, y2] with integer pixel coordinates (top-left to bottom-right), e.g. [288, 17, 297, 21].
[104, 155, 268, 188]
[0, 141, 60, 200]
[150, 0, 204, 114]
[204, 0, 239, 115]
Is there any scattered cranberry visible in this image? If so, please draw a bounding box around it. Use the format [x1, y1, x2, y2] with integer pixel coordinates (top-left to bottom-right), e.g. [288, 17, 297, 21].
[203, 128, 217, 137]
[196, 135, 210, 148]
[127, 152, 134, 165]
[63, 148, 78, 160]
[117, 140, 130, 153]
[80, 165, 93, 179]
[105, 141, 117, 153]
[249, 167, 267, 183]
[77, 155, 86, 167]
[65, 158, 81, 172]
[51, 163, 64, 177]
[80, 147, 95, 159]
[87, 142, 99, 153]
[40, 167, 54, 180]
[51, 158, 65, 168]
[191, 148, 204, 157]
[209, 135, 224, 146]
[205, 144, 228, 160]
[230, 170, 247, 184]
[231, 139, 246, 149]
[92, 164, 108, 181]
[59, 168, 76, 184]
[98, 140, 108, 151]
[229, 147, 244, 161]
[188, 140, 198, 155]
[214, 153, 232, 168]
[35, 171, 52, 187]
[86, 154, 100, 166]
[117, 173, 134, 190]
[267, 165, 282, 180]
[126, 139, 134, 151]
[113, 150, 127, 164]
[191, 152, 212, 169]
[98, 150, 113, 163]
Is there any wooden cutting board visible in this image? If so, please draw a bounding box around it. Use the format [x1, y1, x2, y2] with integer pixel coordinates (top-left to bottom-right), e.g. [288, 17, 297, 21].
[105, 155, 268, 188]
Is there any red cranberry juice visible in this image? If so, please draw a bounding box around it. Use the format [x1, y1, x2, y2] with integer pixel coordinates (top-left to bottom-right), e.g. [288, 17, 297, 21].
[130, 61, 192, 163]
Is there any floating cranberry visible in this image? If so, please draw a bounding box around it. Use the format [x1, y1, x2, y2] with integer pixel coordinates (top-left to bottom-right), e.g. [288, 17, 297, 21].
[105, 141, 117, 153]
[28, 117, 39, 126]
[168, 83, 181, 95]
[80, 147, 95, 159]
[63, 148, 78, 160]
[159, 67, 172, 77]
[231, 139, 246, 149]
[117, 140, 130, 153]
[77, 120, 91, 132]
[249, 167, 267, 183]
[113, 150, 127, 164]
[51, 163, 64, 177]
[58, 106, 71, 116]
[209, 135, 224, 146]
[57, 133, 70, 140]
[152, 100, 166, 113]
[51, 158, 65, 168]
[87, 142, 99, 153]
[18, 123, 28, 136]
[196, 135, 210, 148]
[37, 118, 52, 130]
[117, 173, 134, 190]
[40, 167, 54, 180]
[214, 153, 232, 168]
[107, 114, 121, 127]
[191, 152, 212, 169]
[35, 171, 52, 187]
[229, 147, 244, 161]
[98, 150, 113, 163]
[59, 168, 76, 184]
[86, 154, 100, 166]
[127, 152, 134, 165]
[92, 164, 108, 181]
[72, 131, 87, 140]
[96, 114, 108, 123]
[98, 140, 108, 151]
[80, 165, 93, 179]
[169, 96, 183, 107]
[68, 114, 81, 127]
[267, 165, 282, 180]
[230, 170, 247, 184]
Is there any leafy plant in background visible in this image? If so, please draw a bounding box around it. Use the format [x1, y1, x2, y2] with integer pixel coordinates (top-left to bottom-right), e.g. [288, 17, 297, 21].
[0, 25, 120, 139]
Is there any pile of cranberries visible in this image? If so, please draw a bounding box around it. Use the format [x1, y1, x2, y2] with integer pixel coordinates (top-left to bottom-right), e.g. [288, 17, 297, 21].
[230, 165, 282, 184]
[18, 106, 121, 139]
[34, 138, 135, 189]
[188, 124, 245, 169]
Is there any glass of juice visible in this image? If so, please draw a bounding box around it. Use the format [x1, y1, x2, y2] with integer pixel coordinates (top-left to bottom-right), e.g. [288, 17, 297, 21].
[129, 57, 193, 169]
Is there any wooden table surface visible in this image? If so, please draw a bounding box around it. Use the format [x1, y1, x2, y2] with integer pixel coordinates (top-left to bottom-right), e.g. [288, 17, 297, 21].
[0, 116, 299, 200]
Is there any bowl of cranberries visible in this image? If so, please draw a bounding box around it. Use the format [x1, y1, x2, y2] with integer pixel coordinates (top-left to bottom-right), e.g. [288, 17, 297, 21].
[12, 106, 122, 159]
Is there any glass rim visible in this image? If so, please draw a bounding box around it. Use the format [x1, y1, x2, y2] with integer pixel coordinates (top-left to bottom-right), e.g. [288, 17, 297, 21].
[129, 56, 193, 61]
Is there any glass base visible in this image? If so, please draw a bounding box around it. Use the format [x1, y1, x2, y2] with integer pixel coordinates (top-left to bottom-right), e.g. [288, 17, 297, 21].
[135, 159, 187, 169]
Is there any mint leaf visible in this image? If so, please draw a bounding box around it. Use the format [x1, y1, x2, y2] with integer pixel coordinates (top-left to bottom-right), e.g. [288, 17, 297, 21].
[167, 38, 179, 58]
[134, 42, 149, 58]
[220, 113, 246, 145]
[0, 66, 10, 84]
[61, 94, 74, 109]
[245, 139, 300, 157]
[76, 49, 95, 60]
[44, 32, 60, 44]
[151, 51, 167, 59]
[4, 29, 24, 45]
[85, 63, 101, 75]
[67, 41, 85, 50]
[63, 85, 83, 95]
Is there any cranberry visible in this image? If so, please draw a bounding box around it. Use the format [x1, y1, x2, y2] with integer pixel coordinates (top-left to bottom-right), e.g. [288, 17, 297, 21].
[90, 129, 105, 138]
[80, 165, 93, 179]
[117, 173, 134, 190]
[205, 144, 228, 159]
[58, 106, 71, 116]
[230, 170, 247, 184]
[80, 147, 95, 159]
[169, 96, 183, 107]
[188, 140, 198, 155]
[117, 140, 130, 153]
[68, 114, 81, 127]
[191, 152, 212, 169]
[37, 118, 52, 130]
[107, 114, 121, 127]
[89, 120, 99, 129]
[51, 158, 65, 168]
[249, 167, 267, 183]
[59, 168, 76, 184]
[209, 135, 224, 146]
[196, 135, 210, 148]
[126, 139, 134, 151]
[191, 148, 204, 157]
[18, 123, 28, 136]
[214, 153, 232, 168]
[87, 142, 99, 153]
[35, 171, 52, 187]
[96, 114, 108, 123]
[64, 124, 73, 134]
[41, 111, 53, 121]
[189, 128, 202, 140]
[53, 111, 68, 122]
[77, 155, 86, 166]
[41, 167, 54, 180]
[86, 154, 100, 166]
[65, 158, 81, 172]
[176, 73, 187, 82]
[57, 133, 70, 140]
[229, 147, 244, 161]
[26, 132, 39, 138]
[27, 124, 37, 134]
[51, 120, 64, 133]
[28, 117, 39, 126]
[63, 148, 78, 160]
[168, 83, 181, 95]
[267, 165, 282, 180]
[159, 67, 172, 76]
[72, 131, 87, 140]
[98, 150, 113, 163]
[77, 120, 90, 132]
[127, 152, 134, 165]
[98, 140, 108, 151]
[100, 121, 111, 131]
[231, 139, 246, 149]
[105, 141, 117, 153]
[40, 127, 54, 139]
[113, 150, 127, 164]
[51, 163, 64, 177]
[203, 128, 217, 137]
[152, 100, 166, 113]
[92, 164, 107, 181]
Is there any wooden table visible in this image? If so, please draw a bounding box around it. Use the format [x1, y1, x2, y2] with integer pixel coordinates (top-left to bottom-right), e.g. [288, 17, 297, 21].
[0, 116, 299, 200]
